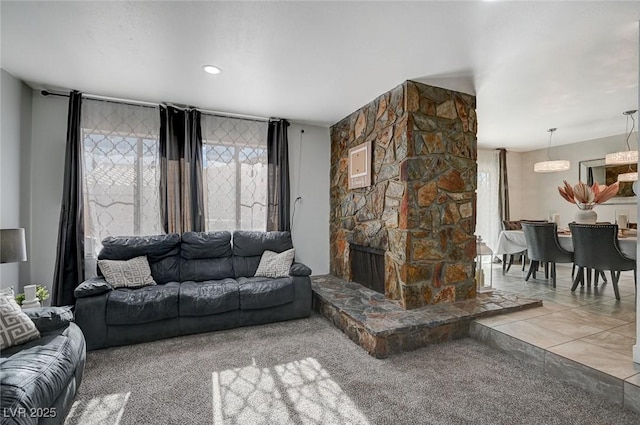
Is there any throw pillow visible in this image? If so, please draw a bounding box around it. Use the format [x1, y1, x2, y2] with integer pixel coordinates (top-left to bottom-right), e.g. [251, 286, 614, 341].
[254, 248, 295, 278]
[0, 295, 41, 350]
[0, 287, 14, 297]
[98, 256, 157, 289]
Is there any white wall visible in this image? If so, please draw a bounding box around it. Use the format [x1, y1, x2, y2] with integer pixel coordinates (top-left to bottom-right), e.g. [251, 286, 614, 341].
[288, 123, 330, 275]
[0, 69, 32, 293]
[517, 133, 638, 227]
[29, 91, 67, 293]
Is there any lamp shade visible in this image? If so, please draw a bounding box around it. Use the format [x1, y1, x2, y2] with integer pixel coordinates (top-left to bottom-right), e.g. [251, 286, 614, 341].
[533, 160, 571, 173]
[605, 150, 638, 165]
[617, 172, 638, 182]
[0, 228, 27, 263]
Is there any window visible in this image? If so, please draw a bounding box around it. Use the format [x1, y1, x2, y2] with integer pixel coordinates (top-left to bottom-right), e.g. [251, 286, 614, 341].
[201, 115, 268, 231]
[80, 101, 269, 269]
[82, 99, 162, 260]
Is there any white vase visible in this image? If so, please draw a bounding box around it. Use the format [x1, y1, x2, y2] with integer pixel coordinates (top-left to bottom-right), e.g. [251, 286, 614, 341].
[24, 285, 37, 303]
[574, 207, 597, 224]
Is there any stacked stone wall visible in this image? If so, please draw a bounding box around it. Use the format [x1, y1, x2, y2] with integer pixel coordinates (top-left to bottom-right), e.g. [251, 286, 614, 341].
[330, 80, 477, 309]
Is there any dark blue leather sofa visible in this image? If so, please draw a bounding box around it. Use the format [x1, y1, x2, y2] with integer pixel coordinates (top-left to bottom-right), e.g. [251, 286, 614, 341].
[1, 307, 86, 425]
[74, 231, 312, 350]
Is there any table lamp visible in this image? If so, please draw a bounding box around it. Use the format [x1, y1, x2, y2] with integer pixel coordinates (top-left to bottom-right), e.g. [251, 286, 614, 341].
[1, 228, 27, 299]
[1, 228, 27, 264]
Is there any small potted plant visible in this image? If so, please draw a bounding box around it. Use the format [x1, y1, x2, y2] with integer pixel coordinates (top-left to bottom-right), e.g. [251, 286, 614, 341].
[15, 285, 50, 307]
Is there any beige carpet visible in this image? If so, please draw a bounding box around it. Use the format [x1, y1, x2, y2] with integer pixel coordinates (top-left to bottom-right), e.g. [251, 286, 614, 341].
[65, 313, 640, 425]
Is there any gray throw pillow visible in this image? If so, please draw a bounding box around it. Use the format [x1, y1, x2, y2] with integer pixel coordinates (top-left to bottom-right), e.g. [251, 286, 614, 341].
[0, 295, 41, 350]
[98, 256, 157, 288]
[254, 249, 295, 278]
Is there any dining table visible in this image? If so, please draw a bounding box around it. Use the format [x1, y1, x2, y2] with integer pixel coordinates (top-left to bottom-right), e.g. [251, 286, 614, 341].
[495, 229, 637, 259]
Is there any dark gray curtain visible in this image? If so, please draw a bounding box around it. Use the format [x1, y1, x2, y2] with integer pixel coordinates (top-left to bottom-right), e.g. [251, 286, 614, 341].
[159, 106, 205, 233]
[497, 148, 510, 222]
[267, 119, 291, 231]
[52, 91, 84, 306]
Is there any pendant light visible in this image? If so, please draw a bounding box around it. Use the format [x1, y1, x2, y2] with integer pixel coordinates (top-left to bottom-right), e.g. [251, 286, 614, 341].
[533, 128, 570, 173]
[612, 110, 638, 182]
[606, 110, 638, 166]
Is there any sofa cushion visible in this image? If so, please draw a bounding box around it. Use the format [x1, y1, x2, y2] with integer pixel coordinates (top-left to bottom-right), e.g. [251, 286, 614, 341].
[99, 234, 181, 284]
[232, 231, 293, 278]
[237, 276, 295, 310]
[254, 249, 295, 278]
[0, 295, 40, 350]
[180, 231, 234, 281]
[233, 256, 262, 280]
[106, 282, 180, 325]
[98, 256, 157, 288]
[179, 279, 239, 316]
[232, 231, 293, 257]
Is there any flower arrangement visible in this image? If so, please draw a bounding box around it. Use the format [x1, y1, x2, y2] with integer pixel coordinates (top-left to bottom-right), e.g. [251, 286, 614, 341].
[14, 285, 49, 306]
[558, 180, 620, 210]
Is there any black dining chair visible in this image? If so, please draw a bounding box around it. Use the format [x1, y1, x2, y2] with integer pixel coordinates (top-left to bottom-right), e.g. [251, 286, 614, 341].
[501, 219, 548, 274]
[571, 222, 609, 286]
[522, 222, 573, 288]
[569, 223, 636, 300]
[501, 220, 525, 273]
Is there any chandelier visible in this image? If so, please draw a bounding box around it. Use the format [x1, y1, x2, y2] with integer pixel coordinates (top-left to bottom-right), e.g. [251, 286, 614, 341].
[608, 110, 638, 182]
[606, 110, 637, 167]
[533, 128, 570, 173]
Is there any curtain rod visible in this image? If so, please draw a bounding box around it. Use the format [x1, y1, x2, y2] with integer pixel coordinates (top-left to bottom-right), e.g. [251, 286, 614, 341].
[40, 89, 277, 123]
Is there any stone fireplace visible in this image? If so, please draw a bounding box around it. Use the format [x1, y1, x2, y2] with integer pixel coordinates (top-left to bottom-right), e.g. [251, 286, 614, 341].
[350, 243, 385, 294]
[329, 80, 477, 310]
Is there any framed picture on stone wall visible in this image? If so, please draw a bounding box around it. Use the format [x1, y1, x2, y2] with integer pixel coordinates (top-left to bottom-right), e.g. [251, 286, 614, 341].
[348, 141, 372, 190]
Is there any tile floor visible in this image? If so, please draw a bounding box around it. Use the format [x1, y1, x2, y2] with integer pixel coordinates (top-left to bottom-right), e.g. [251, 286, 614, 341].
[472, 261, 640, 410]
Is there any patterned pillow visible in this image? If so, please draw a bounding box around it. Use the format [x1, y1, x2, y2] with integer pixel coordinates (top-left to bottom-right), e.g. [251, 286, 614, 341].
[0, 287, 14, 296]
[0, 295, 41, 350]
[98, 256, 157, 288]
[254, 249, 295, 278]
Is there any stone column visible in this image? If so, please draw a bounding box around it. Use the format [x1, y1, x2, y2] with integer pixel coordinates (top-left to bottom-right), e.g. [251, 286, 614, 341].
[330, 80, 477, 309]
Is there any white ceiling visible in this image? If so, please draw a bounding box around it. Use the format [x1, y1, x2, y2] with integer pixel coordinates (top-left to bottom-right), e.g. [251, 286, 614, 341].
[1, 1, 638, 152]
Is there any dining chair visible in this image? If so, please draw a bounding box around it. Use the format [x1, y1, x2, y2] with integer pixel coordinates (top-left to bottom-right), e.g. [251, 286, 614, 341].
[501, 220, 525, 273]
[569, 223, 636, 300]
[501, 219, 549, 274]
[522, 222, 573, 288]
[571, 222, 609, 285]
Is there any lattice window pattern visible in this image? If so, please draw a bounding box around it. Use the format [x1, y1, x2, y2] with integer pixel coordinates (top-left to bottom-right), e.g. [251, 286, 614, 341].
[478, 171, 490, 188]
[201, 115, 268, 231]
[82, 99, 162, 258]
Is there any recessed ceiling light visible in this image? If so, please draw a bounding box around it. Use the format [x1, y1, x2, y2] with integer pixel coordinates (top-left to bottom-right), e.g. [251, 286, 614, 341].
[203, 65, 222, 75]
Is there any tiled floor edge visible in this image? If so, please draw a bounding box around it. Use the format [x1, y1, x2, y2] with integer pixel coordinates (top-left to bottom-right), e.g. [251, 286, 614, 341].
[470, 321, 640, 412]
[624, 378, 640, 413]
[469, 321, 545, 370]
[544, 350, 624, 406]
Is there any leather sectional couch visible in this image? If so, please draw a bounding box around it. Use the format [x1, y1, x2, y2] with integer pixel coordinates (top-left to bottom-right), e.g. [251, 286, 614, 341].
[1, 307, 86, 425]
[74, 230, 312, 350]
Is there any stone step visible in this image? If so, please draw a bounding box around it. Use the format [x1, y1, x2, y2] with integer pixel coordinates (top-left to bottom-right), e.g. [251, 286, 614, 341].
[312, 274, 541, 358]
